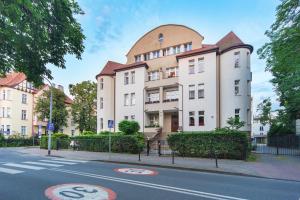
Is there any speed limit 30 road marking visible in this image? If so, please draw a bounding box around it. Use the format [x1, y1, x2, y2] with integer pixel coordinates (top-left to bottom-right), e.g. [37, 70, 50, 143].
[114, 168, 158, 176]
[45, 183, 116, 200]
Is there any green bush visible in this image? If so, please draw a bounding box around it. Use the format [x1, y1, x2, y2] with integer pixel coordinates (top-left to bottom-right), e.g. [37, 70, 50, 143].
[80, 131, 96, 136]
[118, 120, 140, 135]
[40, 133, 70, 149]
[0, 137, 39, 147]
[72, 133, 144, 154]
[167, 129, 249, 160]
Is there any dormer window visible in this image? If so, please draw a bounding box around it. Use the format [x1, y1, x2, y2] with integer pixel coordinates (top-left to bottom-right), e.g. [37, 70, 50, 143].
[158, 33, 164, 43]
[135, 55, 141, 62]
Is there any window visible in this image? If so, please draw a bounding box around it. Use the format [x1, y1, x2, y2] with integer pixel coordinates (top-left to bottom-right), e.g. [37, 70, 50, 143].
[144, 53, 150, 61]
[100, 78, 103, 90]
[6, 125, 10, 134]
[247, 80, 251, 96]
[124, 116, 129, 120]
[135, 55, 141, 62]
[198, 57, 204, 73]
[247, 52, 250, 68]
[22, 94, 27, 104]
[2, 90, 5, 100]
[259, 126, 264, 131]
[163, 48, 169, 56]
[148, 71, 159, 81]
[152, 50, 160, 59]
[174, 45, 181, 54]
[0, 125, 4, 134]
[21, 110, 27, 120]
[124, 94, 129, 106]
[131, 71, 135, 84]
[189, 111, 195, 126]
[100, 118, 103, 129]
[184, 43, 192, 51]
[147, 92, 159, 103]
[166, 67, 178, 78]
[165, 90, 179, 101]
[235, 109, 240, 119]
[198, 84, 204, 98]
[189, 85, 195, 99]
[131, 115, 135, 120]
[6, 107, 10, 118]
[188, 59, 195, 74]
[130, 93, 136, 105]
[149, 114, 159, 126]
[158, 33, 164, 43]
[100, 97, 103, 109]
[21, 126, 26, 136]
[124, 72, 129, 85]
[234, 51, 240, 68]
[234, 80, 240, 95]
[198, 111, 205, 126]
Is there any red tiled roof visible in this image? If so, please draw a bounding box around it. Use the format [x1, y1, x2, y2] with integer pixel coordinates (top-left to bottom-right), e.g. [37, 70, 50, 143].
[176, 44, 219, 59]
[96, 61, 124, 78]
[113, 61, 148, 72]
[0, 72, 26, 87]
[64, 95, 73, 104]
[216, 31, 253, 53]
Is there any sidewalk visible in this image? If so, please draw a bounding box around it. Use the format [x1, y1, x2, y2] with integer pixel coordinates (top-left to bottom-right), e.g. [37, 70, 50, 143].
[14, 147, 300, 182]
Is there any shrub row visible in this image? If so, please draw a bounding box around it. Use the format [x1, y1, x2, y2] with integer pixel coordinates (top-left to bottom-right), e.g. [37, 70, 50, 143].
[0, 137, 39, 147]
[40, 133, 70, 149]
[72, 134, 144, 154]
[167, 129, 249, 160]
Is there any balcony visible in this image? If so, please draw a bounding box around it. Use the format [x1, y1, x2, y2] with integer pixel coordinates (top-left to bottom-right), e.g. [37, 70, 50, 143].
[145, 68, 178, 88]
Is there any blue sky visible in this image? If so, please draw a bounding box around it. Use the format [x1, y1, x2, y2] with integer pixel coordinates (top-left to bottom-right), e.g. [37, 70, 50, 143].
[49, 0, 280, 113]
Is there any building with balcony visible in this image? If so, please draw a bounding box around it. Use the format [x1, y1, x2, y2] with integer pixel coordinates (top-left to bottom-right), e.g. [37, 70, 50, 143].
[96, 24, 253, 140]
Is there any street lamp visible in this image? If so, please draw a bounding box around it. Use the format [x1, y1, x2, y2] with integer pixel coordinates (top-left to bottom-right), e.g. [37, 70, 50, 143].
[44, 77, 53, 156]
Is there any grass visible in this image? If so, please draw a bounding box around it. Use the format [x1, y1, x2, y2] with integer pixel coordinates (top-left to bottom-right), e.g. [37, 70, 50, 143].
[246, 153, 259, 162]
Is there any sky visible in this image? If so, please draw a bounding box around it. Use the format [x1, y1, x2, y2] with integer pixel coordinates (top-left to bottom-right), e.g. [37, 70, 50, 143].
[49, 0, 280, 114]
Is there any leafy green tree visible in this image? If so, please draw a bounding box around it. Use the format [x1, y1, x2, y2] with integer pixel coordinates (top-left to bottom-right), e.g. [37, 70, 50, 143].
[257, 0, 300, 120]
[0, 0, 85, 85]
[69, 81, 97, 133]
[118, 120, 140, 135]
[35, 87, 68, 133]
[226, 117, 245, 130]
[256, 98, 272, 125]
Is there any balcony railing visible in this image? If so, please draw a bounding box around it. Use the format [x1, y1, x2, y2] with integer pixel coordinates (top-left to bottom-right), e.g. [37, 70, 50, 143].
[145, 100, 160, 104]
[163, 98, 178, 103]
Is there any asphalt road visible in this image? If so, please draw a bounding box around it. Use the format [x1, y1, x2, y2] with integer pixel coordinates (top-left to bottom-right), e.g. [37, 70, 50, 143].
[0, 148, 299, 200]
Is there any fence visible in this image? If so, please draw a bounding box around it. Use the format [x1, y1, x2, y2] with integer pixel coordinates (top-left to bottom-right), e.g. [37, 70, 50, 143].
[254, 135, 300, 156]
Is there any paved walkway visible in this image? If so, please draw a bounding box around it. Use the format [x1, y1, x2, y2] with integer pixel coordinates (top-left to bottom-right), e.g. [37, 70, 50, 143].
[12, 147, 300, 182]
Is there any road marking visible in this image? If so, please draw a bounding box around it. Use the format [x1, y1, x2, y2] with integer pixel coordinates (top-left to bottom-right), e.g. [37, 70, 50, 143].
[3, 163, 45, 170]
[45, 183, 116, 200]
[0, 167, 24, 174]
[23, 161, 63, 167]
[114, 168, 158, 176]
[39, 160, 76, 165]
[50, 168, 247, 200]
[51, 158, 88, 163]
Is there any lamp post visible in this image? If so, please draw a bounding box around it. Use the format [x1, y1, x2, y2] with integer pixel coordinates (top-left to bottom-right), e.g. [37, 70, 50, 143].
[44, 77, 53, 156]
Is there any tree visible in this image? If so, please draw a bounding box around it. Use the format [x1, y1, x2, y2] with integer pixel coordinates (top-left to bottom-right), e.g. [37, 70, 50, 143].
[257, 0, 300, 120]
[35, 87, 68, 133]
[118, 120, 140, 135]
[226, 117, 245, 130]
[69, 81, 96, 133]
[0, 0, 85, 85]
[256, 98, 272, 125]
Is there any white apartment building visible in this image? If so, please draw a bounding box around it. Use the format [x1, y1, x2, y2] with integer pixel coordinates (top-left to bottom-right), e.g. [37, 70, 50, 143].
[96, 24, 253, 139]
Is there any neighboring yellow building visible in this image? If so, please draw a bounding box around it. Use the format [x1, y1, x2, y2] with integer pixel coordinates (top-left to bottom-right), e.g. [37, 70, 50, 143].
[0, 72, 79, 137]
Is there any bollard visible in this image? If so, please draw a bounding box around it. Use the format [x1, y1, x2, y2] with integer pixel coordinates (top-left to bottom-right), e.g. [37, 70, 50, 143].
[215, 151, 218, 168]
[158, 140, 161, 156]
[172, 151, 175, 164]
[138, 151, 141, 161]
[147, 140, 150, 156]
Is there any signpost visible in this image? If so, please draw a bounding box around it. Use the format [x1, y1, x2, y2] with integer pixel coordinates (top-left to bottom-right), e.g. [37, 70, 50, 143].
[108, 120, 114, 159]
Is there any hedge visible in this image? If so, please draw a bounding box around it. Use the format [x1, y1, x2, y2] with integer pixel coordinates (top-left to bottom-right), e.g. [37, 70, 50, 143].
[0, 137, 39, 147]
[167, 129, 249, 160]
[40, 133, 70, 150]
[72, 133, 144, 154]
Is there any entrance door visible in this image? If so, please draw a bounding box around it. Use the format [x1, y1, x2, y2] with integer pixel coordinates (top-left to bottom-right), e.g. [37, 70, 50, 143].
[171, 114, 179, 132]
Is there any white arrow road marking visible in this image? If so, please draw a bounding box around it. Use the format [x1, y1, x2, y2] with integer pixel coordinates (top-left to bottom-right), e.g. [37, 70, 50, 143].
[39, 160, 76, 165]
[51, 158, 88, 163]
[23, 161, 63, 167]
[3, 163, 45, 170]
[50, 168, 248, 200]
[0, 167, 23, 174]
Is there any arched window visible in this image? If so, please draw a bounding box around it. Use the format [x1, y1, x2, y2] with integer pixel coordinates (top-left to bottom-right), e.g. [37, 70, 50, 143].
[158, 33, 164, 43]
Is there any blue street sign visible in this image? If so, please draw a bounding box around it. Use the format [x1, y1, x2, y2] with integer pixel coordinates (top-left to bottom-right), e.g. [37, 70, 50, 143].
[47, 123, 54, 131]
[108, 120, 114, 128]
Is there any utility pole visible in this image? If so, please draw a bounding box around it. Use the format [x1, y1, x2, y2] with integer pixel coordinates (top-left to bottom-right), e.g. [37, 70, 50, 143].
[44, 77, 54, 156]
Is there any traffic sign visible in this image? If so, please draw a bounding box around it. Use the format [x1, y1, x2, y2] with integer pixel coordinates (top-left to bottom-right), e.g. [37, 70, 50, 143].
[108, 120, 114, 128]
[45, 183, 117, 200]
[47, 123, 54, 131]
[114, 168, 158, 176]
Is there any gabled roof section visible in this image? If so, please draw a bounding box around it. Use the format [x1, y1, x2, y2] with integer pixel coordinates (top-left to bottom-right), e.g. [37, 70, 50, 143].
[216, 31, 253, 53]
[0, 72, 26, 87]
[96, 61, 124, 78]
[113, 61, 149, 72]
[176, 44, 219, 59]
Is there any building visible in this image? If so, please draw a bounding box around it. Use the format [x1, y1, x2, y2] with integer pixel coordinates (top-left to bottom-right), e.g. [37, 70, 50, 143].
[96, 24, 253, 139]
[252, 117, 270, 144]
[0, 72, 79, 137]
